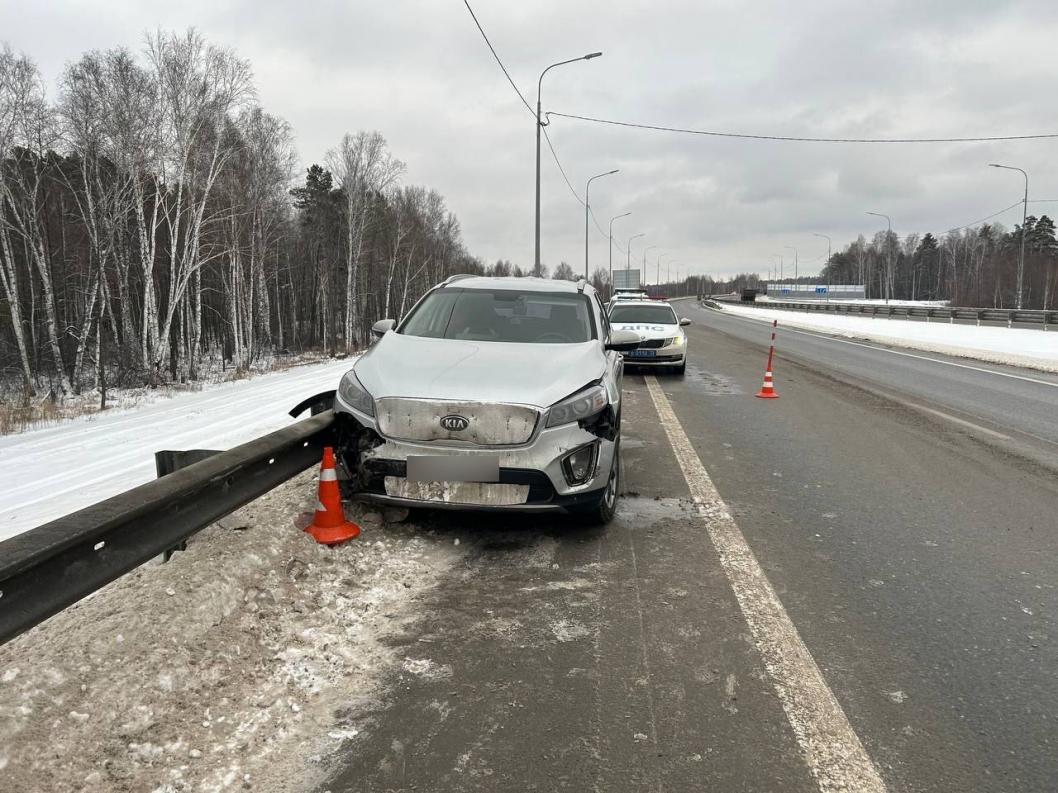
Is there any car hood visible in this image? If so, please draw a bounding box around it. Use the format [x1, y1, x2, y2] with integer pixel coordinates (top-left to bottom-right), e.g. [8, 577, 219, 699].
[352, 332, 605, 407]
[611, 322, 680, 341]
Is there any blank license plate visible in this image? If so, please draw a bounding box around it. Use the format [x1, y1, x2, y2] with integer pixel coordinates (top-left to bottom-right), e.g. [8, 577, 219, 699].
[628, 349, 656, 358]
[406, 455, 500, 483]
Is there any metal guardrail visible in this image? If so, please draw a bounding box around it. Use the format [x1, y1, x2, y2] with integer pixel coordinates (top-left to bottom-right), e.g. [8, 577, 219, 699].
[0, 410, 338, 646]
[713, 296, 1056, 329]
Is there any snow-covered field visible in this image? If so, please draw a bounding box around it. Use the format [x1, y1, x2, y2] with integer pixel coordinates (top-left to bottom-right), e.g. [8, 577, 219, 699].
[0, 357, 355, 542]
[0, 474, 459, 792]
[716, 302, 1058, 371]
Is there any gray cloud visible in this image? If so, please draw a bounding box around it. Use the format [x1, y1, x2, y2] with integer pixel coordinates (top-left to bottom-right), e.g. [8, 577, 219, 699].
[4, 0, 1057, 280]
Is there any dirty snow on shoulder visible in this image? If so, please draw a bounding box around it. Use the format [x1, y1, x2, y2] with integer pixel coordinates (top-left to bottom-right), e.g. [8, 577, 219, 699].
[717, 303, 1058, 372]
[0, 358, 354, 542]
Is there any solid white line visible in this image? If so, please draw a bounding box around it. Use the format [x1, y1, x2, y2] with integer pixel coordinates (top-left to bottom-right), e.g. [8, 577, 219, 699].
[644, 375, 887, 793]
[712, 308, 1058, 388]
[909, 404, 1012, 441]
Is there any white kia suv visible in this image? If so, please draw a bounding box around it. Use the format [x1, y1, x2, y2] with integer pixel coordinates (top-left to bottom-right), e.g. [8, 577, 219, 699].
[330, 276, 640, 524]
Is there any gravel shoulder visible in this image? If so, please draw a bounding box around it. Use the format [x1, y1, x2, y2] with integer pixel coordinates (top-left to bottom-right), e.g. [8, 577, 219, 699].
[0, 471, 458, 793]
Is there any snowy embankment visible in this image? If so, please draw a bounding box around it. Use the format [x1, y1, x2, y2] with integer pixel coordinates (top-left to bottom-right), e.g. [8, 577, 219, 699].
[0, 474, 459, 792]
[716, 302, 1058, 372]
[0, 357, 354, 542]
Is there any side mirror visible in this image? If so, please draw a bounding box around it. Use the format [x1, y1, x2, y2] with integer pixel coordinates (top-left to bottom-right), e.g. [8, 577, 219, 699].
[606, 329, 641, 352]
[679, 317, 691, 326]
[371, 318, 396, 338]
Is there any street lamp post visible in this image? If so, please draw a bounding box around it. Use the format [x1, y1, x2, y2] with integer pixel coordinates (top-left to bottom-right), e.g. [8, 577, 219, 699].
[989, 163, 1030, 309]
[608, 212, 631, 292]
[535, 52, 602, 272]
[784, 245, 799, 282]
[866, 211, 892, 303]
[642, 245, 657, 282]
[658, 252, 671, 288]
[626, 233, 645, 286]
[813, 233, 832, 302]
[584, 169, 619, 279]
[626, 232, 643, 272]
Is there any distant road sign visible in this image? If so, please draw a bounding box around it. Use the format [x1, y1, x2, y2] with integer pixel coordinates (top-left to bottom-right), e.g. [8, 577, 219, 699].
[613, 269, 641, 290]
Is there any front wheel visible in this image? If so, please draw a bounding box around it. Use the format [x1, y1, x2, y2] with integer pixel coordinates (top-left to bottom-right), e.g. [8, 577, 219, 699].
[674, 360, 686, 376]
[568, 441, 619, 526]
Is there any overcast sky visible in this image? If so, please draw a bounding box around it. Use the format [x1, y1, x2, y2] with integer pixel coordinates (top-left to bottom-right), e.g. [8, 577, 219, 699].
[5, 0, 1058, 281]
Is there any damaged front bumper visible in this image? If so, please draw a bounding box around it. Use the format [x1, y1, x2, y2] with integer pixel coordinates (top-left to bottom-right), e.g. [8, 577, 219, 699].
[332, 393, 616, 513]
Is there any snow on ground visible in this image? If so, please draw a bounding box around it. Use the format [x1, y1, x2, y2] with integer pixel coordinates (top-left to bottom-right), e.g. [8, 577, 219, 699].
[756, 295, 948, 306]
[0, 474, 459, 793]
[715, 302, 1058, 372]
[0, 357, 355, 542]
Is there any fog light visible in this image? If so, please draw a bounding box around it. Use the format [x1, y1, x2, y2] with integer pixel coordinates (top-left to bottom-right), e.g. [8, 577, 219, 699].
[561, 443, 598, 485]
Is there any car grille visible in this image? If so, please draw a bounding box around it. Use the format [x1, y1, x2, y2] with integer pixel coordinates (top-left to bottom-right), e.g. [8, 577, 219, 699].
[638, 337, 675, 349]
[375, 398, 540, 446]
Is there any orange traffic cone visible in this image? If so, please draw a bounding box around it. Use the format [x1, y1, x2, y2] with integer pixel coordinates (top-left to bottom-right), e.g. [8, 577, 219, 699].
[755, 320, 780, 399]
[304, 447, 361, 545]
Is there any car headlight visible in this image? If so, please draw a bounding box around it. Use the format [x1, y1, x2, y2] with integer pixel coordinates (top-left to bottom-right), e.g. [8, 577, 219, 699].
[338, 371, 375, 416]
[546, 384, 608, 428]
[671, 335, 684, 346]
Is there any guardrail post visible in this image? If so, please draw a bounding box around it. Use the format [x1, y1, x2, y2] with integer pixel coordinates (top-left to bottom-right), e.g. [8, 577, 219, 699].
[1008, 312, 1013, 329]
[154, 449, 222, 561]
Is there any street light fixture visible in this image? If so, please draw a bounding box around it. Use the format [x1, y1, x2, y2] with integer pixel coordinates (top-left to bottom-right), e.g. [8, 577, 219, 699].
[608, 211, 631, 290]
[866, 211, 892, 303]
[584, 169, 619, 279]
[535, 51, 603, 271]
[989, 163, 1029, 309]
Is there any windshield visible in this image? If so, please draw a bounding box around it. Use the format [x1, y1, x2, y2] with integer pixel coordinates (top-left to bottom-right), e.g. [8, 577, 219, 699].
[609, 304, 678, 324]
[399, 288, 596, 343]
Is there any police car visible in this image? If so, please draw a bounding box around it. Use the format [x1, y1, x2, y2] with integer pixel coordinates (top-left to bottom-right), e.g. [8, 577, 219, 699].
[607, 300, 691, 374]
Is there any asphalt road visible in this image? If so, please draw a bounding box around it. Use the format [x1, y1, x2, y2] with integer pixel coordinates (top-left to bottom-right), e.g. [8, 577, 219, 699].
[318, 306, 1058, 792]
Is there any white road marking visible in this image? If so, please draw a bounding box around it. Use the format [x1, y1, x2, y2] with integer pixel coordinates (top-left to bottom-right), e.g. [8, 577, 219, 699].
[711, 307, 1058, 388]
[905, 403, 1012, 441]
[644, 375, 887, 793]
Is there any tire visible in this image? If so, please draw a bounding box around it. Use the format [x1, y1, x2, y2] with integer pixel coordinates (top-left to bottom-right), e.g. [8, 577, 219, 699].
[674, 360, 686, 376]
[569, 440, 620, 526]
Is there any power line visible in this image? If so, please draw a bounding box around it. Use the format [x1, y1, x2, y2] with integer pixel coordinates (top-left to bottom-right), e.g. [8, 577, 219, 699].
[947, 200, 1024, 232]
[462, 1, 620, 258]
[541, 126, 626, 253]
[461, 1, 535, 118]
[547, 111, 1058, 144]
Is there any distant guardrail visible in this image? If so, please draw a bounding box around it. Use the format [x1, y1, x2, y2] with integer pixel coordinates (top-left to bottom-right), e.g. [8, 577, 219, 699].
[709, 296, 1056, 329]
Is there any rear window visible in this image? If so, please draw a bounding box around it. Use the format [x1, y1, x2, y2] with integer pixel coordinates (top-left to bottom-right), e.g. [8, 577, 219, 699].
[609, 304, 678, 324]
[399, 288, 596, 343]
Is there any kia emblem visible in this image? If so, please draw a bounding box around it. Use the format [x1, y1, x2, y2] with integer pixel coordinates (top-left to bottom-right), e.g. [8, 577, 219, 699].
[439, 414, 470, 431]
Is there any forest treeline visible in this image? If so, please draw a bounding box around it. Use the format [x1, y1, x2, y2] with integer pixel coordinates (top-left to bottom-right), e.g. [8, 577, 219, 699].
[820, 219, 1058, 306]
[0, 31, 529, 400]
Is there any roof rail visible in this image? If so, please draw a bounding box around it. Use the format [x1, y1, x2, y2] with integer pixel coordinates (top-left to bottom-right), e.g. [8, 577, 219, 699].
[441, 273, 476, 286]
